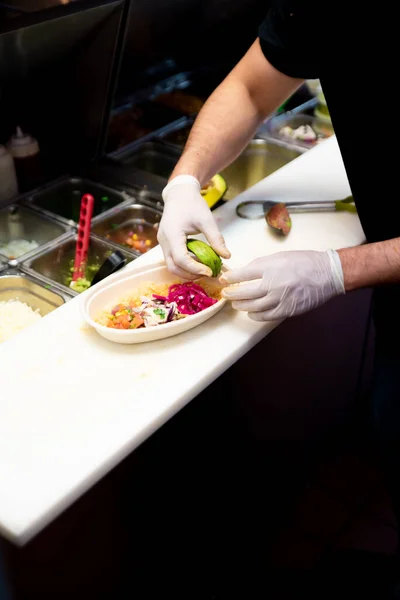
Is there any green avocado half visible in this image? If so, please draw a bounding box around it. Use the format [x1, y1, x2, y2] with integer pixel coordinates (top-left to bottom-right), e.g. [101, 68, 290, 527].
[186, 239, 223, 278]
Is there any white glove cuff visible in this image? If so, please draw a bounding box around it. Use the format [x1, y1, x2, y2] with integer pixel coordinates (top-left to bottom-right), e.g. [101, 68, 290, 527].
[326, 249, 345, 295]
[162, 175, 201, 202]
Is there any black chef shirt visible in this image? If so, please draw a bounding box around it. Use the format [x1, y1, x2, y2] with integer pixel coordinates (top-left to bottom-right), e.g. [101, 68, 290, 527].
[258, 1, 398, 336]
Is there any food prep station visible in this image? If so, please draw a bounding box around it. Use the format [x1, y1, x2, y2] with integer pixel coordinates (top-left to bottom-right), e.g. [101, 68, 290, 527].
[0, 99, 328, 320]
[1, 0, 351, 561]
[0, 0, 333, 326]
[0, 136, 366, 547]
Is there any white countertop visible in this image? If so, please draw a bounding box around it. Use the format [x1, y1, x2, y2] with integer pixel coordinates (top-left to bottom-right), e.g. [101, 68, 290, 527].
[0, 137, 365, 545]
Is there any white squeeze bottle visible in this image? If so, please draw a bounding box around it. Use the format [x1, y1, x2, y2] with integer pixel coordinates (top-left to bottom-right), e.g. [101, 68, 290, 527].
[8, 126, 41, 193]
[0, 144, 18, 204]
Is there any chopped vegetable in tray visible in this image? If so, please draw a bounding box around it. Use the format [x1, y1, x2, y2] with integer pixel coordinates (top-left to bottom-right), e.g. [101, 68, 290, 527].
[279, 124, 318, 144]
[278, 121, 333, 146]
[96, 281, 220, 330]
[64, 260, 101, 292]
[69, 277, 91, 293]
[0, 239, 39, 259]
[106, 222, 158, 254]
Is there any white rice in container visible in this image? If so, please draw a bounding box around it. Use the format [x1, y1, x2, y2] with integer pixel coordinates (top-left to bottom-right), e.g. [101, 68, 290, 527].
[0, 299, 41, 343]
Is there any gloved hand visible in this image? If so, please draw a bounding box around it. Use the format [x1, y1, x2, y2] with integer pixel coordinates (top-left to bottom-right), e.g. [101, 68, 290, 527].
[220, 249, 345, 321]
[158, 175, 230, 279]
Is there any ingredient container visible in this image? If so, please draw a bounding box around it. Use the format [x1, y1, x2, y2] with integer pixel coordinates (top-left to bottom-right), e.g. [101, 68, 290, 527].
[21, 233, 136, 295]
[0, 271, 67, 316]
[155, 91, 205, 115]
[134, 188, 164, 211]
[0, 205, 69, 262]
[22, 177, 131, 227]
[262, 113, 333, 152]
[220, 139, 301, 200]
[313, 91, 334, 136]
[92, 203, 162, 254]
[111, 141, 181, 180]
[106, 102, 186, 152]
[112, 139, 300, 202]
[156, 118, 195, 149]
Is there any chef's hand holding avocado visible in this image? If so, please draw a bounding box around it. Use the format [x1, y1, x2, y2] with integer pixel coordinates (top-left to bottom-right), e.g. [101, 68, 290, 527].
[157, 38, 393, 322]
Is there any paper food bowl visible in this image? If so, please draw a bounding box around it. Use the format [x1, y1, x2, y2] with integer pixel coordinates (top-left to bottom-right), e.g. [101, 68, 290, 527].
[80, 261, 226, 344]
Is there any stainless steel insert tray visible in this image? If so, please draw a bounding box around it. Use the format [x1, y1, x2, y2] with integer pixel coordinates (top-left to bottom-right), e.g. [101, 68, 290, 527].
[156, 118, 195, 150]
[21, 176, 132, 227]
[0, 204, 69, 263]
[21, 233, 137, 296]
[220, 139, 301, 201]
[109, 138, 301, 202]
[0, 271, 68, 317]
[110, 141, 181, 179]
[92, 203, 162, 254]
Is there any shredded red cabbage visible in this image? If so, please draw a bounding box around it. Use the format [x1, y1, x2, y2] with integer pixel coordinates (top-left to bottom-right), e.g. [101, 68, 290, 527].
[153, 282, 217, 315]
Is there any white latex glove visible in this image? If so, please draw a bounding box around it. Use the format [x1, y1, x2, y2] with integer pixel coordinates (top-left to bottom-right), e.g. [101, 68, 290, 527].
[220, 249, 345, 321]
[158, 175, 230, 279]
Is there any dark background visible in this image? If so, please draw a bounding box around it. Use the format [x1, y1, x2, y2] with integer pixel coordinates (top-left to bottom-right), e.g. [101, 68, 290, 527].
[0, 0, 270, 182]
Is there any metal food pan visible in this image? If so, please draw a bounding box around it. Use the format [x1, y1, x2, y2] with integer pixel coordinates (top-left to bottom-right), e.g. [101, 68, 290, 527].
[258, 112, 334, 152]
[21, 233, 137, 296]
[22, 176, 132, 227]
[220, 139, 301, 201]
[0, 271, 68, 318]
[110, 141, 181, 179]
[92, 203, 162, 254]
[100, 165, 168, 198]
[134, 188, 164, 211]
[109, 138, 300, 202]
[92, 177, 164, 212]
[106, 99, 187, 153]
[0, 204, 69, 264]
[156, 117, 195, 150]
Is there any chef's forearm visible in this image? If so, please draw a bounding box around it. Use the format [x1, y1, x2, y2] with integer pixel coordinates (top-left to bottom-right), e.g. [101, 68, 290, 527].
[169, 79, 261, 186]
[338, 238, 400, 291]
[169, 39, 303, 186]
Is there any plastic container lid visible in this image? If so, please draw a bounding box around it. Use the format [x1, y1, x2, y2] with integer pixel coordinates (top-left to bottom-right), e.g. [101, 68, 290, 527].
[8, 126, 40, 159]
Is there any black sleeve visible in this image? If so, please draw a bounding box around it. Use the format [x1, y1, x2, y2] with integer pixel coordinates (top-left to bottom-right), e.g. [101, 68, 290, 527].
[258, 0, 320, 80]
